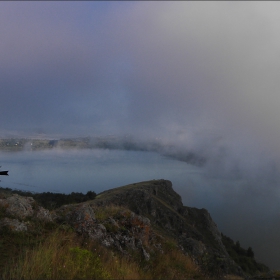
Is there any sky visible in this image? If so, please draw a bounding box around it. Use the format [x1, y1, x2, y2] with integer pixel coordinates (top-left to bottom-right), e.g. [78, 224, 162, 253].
[1, 1, 280, 268]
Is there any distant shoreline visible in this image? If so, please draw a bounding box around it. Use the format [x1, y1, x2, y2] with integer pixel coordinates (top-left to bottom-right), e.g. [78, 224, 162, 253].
[0, 137, 206, 166]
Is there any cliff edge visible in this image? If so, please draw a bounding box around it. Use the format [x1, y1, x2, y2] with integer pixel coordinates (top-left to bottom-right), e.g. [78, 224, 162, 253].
[0, 179, 268, 278]
[93, 179, 243, 276]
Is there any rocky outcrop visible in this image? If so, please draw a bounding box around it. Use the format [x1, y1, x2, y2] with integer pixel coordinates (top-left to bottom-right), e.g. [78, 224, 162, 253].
[54, 203, 161, 261]
[92, 179, 243, 276]
[0, 217, 27, 232]
[0, 179, 243, 277]
[0, 193, 52, 232]
[0, 194, 35, 219]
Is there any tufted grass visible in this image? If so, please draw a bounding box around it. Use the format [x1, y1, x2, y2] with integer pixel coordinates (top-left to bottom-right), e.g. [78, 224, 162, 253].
[0, 192, 206, 280]
[93, 204, 129, 221]
[1, 226, 205, 280]
[1, 229, 110, 280]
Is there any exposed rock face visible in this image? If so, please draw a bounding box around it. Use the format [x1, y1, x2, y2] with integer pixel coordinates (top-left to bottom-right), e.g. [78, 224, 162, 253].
[55, 203, 96, 235]
[0, 193, 53, 232]
[0, 217, 27, 232]
[54, 203, 159, 261]
[93, 179, 243, 276]
[35, 206, 53, 221]
[0, 194, 35, 219]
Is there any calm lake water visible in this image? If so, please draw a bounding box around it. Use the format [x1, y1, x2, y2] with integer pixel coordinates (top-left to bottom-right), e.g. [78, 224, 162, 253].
[0, 149, 203, 197]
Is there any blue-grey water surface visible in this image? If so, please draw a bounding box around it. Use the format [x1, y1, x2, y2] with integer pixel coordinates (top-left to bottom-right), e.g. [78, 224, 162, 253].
[0, 149, 202, 197]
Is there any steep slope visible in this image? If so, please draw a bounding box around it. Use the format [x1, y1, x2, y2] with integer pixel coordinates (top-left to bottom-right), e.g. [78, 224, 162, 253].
[93, 179, 243, 276]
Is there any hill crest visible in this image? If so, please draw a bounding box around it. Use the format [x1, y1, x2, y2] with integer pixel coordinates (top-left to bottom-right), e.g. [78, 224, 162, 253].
[0, 179, 269, 278]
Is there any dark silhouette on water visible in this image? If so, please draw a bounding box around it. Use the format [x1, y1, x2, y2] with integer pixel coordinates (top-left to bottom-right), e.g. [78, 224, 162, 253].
[0, 167, 8, 176]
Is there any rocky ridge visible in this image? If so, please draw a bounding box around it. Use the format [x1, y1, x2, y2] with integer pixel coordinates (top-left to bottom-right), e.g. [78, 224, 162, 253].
[93, 179, 243, 276]
[0, 179, 248, 277]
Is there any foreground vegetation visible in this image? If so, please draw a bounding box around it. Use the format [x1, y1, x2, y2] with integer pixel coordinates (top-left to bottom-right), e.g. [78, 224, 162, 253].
[0, 220, 203, 279]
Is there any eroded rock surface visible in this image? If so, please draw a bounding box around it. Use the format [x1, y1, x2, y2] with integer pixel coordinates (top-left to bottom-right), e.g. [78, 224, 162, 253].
[0, 194, 34, 219]
[54, 203, 159, 260]
[0, 217, 27, 232]
[0, 193, 52, 227]
[92, 179, 243, 276]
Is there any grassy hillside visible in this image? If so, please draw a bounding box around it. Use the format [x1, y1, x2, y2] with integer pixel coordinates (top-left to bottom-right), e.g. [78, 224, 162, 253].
[0, 205, 204, 280]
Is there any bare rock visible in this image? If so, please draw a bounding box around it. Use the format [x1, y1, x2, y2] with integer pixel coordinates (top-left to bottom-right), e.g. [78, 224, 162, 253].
[181, 237, 206, 258]
[92, 224, 107, 239]
[35, 206, 53, 222]
[53, 200, 162, 261]
[102, 236, 114, 247]
[0, 217, 27, 232]
[1, 194, 34, 219]
[92, 179, 244, 276]
[61, 203, 97, 235]
[142, 247, 150, 261]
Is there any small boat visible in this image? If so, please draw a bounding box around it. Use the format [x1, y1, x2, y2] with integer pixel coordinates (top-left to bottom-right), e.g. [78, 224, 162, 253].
[0, 171, 8, 175]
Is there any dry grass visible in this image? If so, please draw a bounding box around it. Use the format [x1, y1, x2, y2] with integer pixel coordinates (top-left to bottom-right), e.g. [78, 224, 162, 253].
[93, 204, 130, 221]
[95, 239, 202, 280]
[1, 230, 110, 280]
[1, 227, 204, 280]
[148, 246, 202, 279]
[97, 246, 143, 279]
[223, 275, 245, 280]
